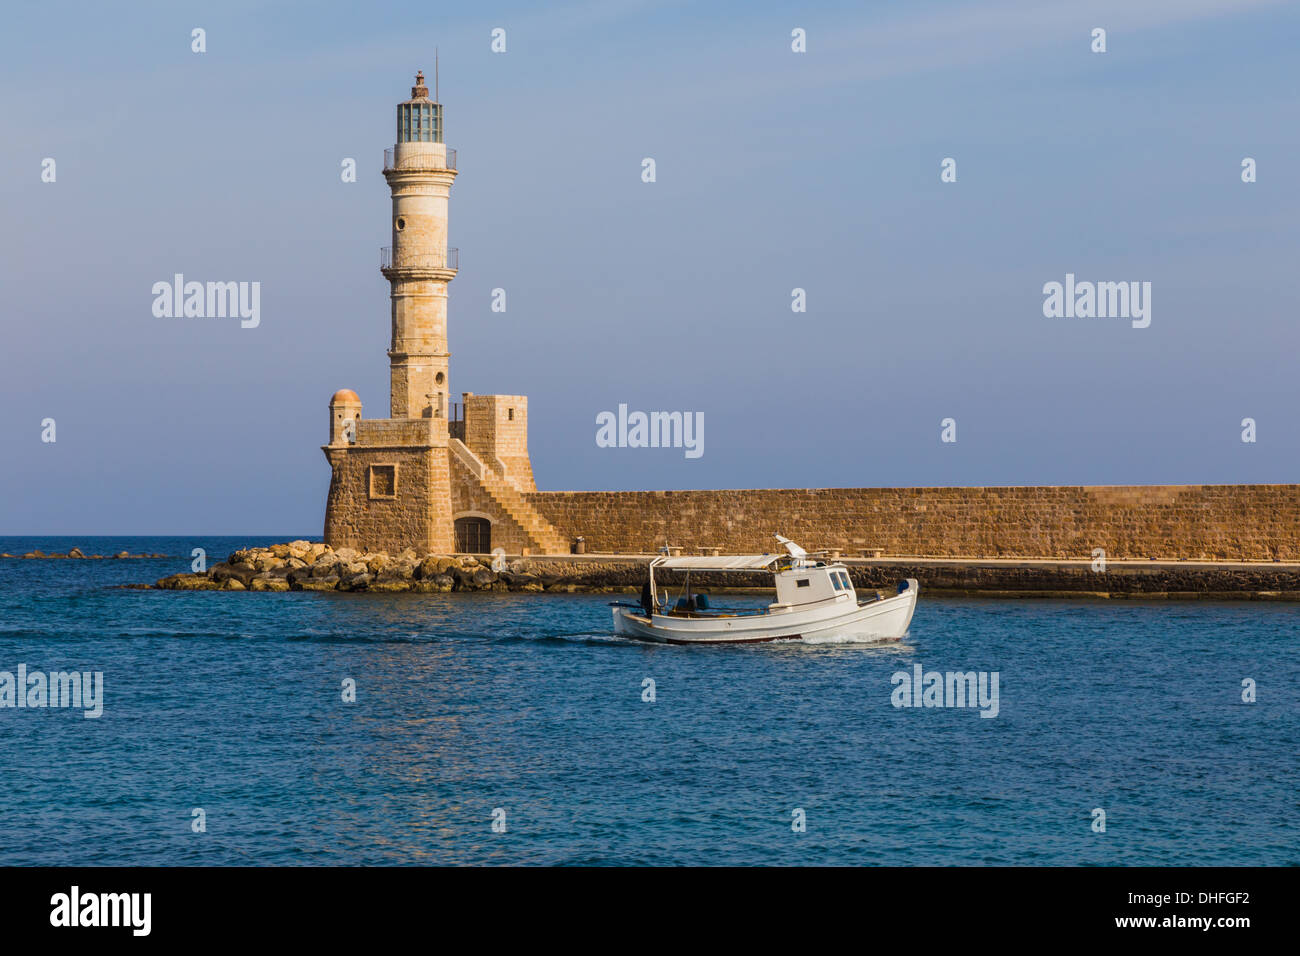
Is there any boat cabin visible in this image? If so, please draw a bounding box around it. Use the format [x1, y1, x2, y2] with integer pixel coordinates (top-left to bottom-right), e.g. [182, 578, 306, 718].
[638, 543, 862, 620]
[772, 562, 856, 609]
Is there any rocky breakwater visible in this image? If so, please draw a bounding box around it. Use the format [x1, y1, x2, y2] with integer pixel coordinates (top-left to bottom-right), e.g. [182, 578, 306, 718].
[154, 542, 635, 594]
[3, 547, 169, 559]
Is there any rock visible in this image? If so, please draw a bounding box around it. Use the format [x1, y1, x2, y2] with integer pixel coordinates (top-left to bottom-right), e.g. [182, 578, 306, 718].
[250, 573, 291, 592]
[255, 555, 285, 572]
[223, 578, 247, 591]
[299, 576, 340, 591]
[369, 576, 412, 592]
[157, 573, 221, 591]
[334, 547, 359, 564]
[472, 568, 498, 588]
[413, 575, 453, 592]
[386, 560, 416, 580]
[68, 547, 86, 559]
[210, 562, 251, 585]
[417, 556, 457, 579]
[365, 553, 390, 574]
[339, 572, 373, 591]
[230, 549, 254, 565]
[286, 567, 314, 588]
[286, 556, 308, 569]
[270, 544, 291, 558]
[311, 555, 341, 577]
[309, 542, 328, 559]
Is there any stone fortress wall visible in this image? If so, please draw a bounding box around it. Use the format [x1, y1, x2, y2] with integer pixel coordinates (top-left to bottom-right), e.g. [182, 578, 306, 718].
[525, 484, 1300, 560]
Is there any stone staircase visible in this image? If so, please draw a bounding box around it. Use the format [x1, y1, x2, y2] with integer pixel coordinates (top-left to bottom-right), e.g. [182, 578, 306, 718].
[450, 439, 568, 554]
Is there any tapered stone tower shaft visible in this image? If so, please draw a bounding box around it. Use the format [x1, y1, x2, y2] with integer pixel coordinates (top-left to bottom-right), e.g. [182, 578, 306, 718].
[381, 70, 458, 423]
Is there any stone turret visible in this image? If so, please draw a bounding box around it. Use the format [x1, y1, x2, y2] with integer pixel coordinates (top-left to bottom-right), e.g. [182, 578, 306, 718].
[328, 389, 362, 446]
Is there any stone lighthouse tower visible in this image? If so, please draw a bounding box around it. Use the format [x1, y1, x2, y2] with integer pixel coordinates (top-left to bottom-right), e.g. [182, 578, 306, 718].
[322, 71, 562, 557]
[382, 69, 457, 423]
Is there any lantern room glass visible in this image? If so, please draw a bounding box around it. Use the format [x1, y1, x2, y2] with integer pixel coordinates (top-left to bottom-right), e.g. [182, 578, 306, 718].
[398, 103, 443, 143]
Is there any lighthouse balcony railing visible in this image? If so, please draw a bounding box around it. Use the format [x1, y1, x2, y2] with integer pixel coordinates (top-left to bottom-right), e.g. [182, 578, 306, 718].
[383, 147, 457, 172]
[380, 246, 459, 271]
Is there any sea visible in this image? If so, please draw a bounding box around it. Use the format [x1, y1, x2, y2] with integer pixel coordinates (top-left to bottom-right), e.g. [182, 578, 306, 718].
[0, 536, 1295, 866]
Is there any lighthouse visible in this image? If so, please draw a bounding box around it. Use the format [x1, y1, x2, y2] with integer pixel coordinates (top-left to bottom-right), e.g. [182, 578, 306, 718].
[382, 69, 458, 422]
[322, 71, 559, 557]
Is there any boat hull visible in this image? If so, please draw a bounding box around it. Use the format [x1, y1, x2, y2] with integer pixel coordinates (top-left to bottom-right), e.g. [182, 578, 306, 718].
[612, 580, 918, 644]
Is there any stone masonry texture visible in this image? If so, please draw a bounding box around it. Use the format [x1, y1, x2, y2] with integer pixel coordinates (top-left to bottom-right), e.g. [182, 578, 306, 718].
[525, 485, 1300, 560]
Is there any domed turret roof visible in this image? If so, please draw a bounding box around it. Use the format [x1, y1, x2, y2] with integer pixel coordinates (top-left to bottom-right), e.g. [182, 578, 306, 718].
[331, 389, 361, 404]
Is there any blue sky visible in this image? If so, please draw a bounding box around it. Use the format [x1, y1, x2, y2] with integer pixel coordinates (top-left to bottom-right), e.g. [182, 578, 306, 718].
[2, 0, 1297, 534]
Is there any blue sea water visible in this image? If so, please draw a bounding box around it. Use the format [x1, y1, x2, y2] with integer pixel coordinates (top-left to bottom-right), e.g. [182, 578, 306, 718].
[0, 536, 1295, 866]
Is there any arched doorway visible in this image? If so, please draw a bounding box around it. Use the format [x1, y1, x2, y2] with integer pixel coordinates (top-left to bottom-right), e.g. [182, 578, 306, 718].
[454, 516, 491, 554]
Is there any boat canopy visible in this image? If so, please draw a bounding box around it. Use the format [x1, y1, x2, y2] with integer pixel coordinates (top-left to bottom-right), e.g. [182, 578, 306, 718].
[652, 554, 781, 571]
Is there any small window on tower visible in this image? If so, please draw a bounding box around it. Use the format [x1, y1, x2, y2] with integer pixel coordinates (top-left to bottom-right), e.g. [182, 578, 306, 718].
[508, 408, 515, 421]
[395, 217, 406, 231]
[368, 464, 397, 500]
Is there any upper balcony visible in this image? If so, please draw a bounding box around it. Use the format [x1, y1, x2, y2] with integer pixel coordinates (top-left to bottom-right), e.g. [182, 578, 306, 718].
[380, 246, 459, 274]
[383, 147, 457, 172]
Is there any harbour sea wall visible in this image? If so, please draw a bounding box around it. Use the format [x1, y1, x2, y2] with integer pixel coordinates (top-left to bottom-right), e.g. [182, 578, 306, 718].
[151, 543, 1300, 599]
[526, 484, 1300, 561]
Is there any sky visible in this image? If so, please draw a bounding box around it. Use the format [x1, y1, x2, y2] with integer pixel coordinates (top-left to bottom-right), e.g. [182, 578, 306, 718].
[1, 0, 1297, 534]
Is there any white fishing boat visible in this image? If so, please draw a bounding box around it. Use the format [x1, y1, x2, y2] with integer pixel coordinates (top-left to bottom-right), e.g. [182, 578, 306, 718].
[611, 536, 918, 644]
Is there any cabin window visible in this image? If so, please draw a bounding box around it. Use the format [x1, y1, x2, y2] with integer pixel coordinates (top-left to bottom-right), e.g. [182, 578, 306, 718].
[830, 575, 843, 591]
[796, 578, 810, 588]
[837, 572, 852, 590]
